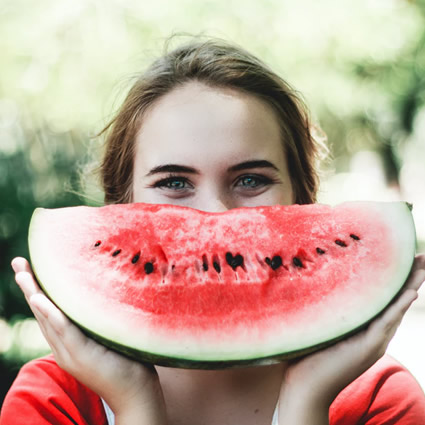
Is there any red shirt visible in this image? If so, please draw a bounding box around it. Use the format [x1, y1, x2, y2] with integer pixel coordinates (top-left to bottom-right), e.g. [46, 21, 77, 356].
[1, 354, 425, 424]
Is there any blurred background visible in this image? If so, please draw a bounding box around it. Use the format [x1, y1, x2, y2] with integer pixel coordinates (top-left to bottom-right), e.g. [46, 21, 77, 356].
[1, 0, 425, 406]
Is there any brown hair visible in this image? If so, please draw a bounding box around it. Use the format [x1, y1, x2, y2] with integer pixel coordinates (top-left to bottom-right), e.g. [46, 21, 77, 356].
[99, 37, 327, 205]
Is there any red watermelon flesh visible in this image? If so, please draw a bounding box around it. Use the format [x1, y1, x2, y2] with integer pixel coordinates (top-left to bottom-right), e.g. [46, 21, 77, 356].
[28, 201, 416, 368]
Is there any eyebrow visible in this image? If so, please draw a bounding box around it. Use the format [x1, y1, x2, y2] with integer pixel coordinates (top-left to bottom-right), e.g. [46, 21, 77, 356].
[227, 160, 279, 173]
[145, 160, 279, 176]
[146, 164, 198, 176]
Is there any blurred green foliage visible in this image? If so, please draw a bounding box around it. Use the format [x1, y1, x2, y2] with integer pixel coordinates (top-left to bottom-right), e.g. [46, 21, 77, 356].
[0, 129, 86, 320]
[1, 0, 425, 406]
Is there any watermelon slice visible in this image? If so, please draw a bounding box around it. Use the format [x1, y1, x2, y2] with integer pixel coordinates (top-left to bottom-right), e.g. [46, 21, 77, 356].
[28, 201, 416, 368]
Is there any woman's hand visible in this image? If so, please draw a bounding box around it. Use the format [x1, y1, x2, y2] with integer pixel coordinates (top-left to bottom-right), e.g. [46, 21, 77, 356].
[12, 257, 168, 425]
[278, 254, 425, 425]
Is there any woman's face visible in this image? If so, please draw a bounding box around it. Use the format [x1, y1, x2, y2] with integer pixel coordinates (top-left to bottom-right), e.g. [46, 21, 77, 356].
[133, 81, 293, 212]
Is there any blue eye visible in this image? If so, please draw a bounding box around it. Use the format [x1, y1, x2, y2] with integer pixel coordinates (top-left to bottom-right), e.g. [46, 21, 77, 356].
[241, 176, 259, 187]
[236, 175, 272, 189]
[153, 176, 191, 190]
[166, 179, 186, 189]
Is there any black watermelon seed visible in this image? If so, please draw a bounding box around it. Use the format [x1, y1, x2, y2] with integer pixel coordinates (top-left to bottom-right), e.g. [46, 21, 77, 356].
[202, 255, 208, 271]
[233, 254, 244, 269]
[131, 253, 140, 264]
[144, 262, 154, 274]
[335, 240, 347, 247]
[350, 234, 360, 241]
[265, 257, 271, 266]
[226, 252, 244, 270]
[316, 247, 326, 255]
[271, 255, 282, 270]
[94, 241, 101, 247]
[293, 257, 303, 268]
[213, 261, 221, 273]
[112, 249, 121, 257]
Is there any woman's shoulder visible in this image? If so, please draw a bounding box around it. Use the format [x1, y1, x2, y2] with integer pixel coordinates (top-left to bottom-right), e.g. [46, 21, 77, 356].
[330, 354, 425, 424]
[0, 354, 107, 425]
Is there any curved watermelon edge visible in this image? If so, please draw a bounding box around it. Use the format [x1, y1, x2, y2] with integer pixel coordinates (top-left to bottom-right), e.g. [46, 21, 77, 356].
[71, 270, 413, 370]
[28, 202, 417, 369]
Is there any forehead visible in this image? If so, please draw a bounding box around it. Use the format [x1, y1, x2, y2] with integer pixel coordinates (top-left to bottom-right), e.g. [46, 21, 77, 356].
[135, 81, 286, 170]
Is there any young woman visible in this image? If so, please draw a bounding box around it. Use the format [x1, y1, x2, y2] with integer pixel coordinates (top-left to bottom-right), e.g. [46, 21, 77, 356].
[3, 38, 425, 425]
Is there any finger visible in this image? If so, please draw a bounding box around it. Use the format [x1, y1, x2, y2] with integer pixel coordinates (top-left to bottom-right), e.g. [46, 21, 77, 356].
[410, 254, 425, 274]
[11, 257, 35, 277]
[405, 269, 425, 291]
[369, 288, 418, 341]
[14, 272, 59, 352]
[30, 307, 73, 370]
[24, 291, 62, 344]
[30, 294, 111, 378]
[14, 273, 68, 349]
[14, 273, 56, 348]
[15, 271, 43, 302]
[30, 294, 69, 337]
[29, 294, 80, 365]
[30, 294, 91, 353]
[29, 299, 57, 348]
[405, 259, 425, 291]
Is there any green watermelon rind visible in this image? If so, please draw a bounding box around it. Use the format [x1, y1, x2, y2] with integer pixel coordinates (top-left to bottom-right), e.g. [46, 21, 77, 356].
[28, 202, 417, 369]
[67, 291, 409, 369]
